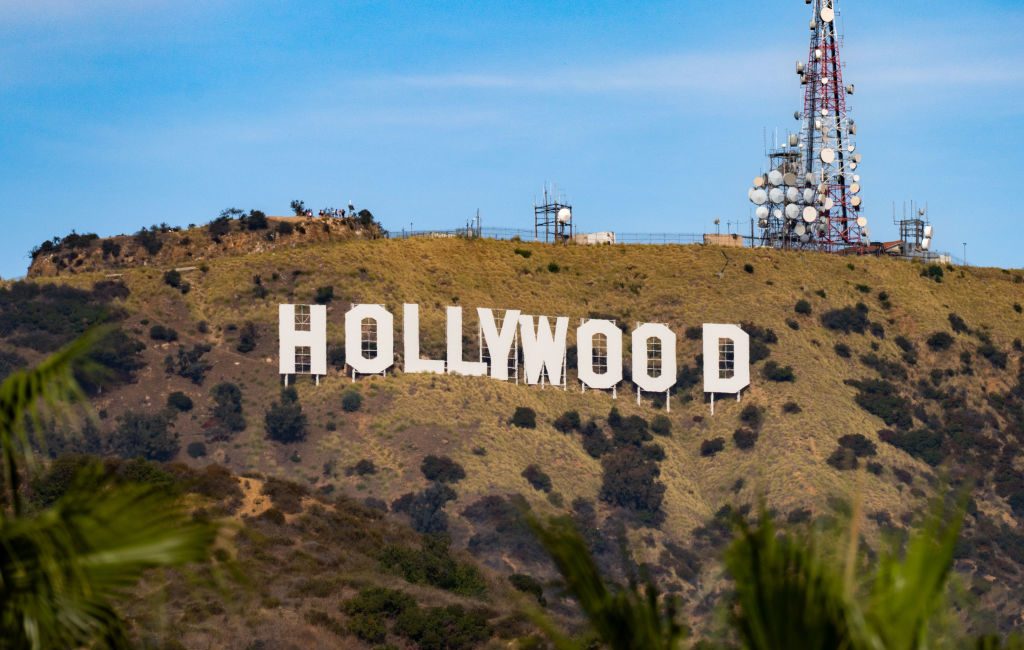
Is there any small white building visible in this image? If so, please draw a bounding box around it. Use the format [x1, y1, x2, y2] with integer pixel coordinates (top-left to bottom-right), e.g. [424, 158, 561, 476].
[574, 231, 616, 245]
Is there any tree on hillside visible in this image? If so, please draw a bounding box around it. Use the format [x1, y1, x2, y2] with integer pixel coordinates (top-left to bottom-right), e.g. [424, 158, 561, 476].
[290, 200, 306, 216]
[265, 386, 307, 443]
[0, 330, 215, 647]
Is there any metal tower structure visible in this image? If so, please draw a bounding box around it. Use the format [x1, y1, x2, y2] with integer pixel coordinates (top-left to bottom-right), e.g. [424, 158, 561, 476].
[749, 0, 868, 253]
[534, 184, 573, 244]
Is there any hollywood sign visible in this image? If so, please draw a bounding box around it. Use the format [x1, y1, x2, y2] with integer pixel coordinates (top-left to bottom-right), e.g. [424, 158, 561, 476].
[278, 304, 751, 411]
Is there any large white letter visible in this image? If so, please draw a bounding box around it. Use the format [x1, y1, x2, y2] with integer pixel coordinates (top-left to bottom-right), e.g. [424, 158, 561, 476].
[344, 304, 394, 375]
[631, 323, 677, 393]
[478, 308, 521, 380]
[278, 304, 327, 376]
[403, 304, 445, 374]
[518, 315, 569, 385]
[446, 306, 487, 376]
[702, 323, 750, 394]
[576, 319, 623, 389]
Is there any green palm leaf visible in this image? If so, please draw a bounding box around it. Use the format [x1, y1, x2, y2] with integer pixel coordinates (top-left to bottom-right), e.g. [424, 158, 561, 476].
[0, 330, 217, 649]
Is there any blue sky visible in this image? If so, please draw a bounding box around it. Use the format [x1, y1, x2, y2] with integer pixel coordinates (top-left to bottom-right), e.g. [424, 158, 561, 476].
[1, 0, 1021, 278]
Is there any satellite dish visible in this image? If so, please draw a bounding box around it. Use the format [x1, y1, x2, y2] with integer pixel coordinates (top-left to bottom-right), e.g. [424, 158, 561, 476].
[821, 108, 829, 116]
[850, 162, 858, 170]
[557, 207, 572, 223]
[788, 134, 799, 147]
[750, 189, 768, 205]
[853, 174, 860, 182]
[769, 188, 785, 204]
[794, 111, 802, 120]
[768, 170, 784, 186]
[821, 6, 835, 22]
[851, 196, 862, 208]
[805, 173, 816, 185]
[753, 176, 765, 188]
[849, 123, 857, 135]
[921, 237, 931, 251]
[803, 188, 815, 203]
[848, 144, 856, 152]
[815, 49, 823, 60]
[803, 206, 818, 223]
[823, 197, 835, 211]
[758, 218, 768, 228]
[846, 84, 855, 95]
[850, 182, 861, 194]
[923, 225, 933, 238]
[796, 61, 805, 74]
[809, 19, 817, 30]
[795, 223, 807, 236]
[786, 187, 801, 203]
[800, 234, 811, 243]
[785, 204, 801, 220]
[856, 216, 868, 228]
[784, 172, 798, 186]
[820, 148, 836, 163]
[773, 208, 784, 219]
[852, 153, 862, 163]
[756, 205, 770, 219]
[815, 119, 823, 130]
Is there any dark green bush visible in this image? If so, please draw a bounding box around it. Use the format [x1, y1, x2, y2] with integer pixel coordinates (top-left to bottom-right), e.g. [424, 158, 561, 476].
[521, 464, 552, 492]
[210, 382, 245, 437]
[162, 269, 181, 288]
[345, 460, 377, 477]
[782, 401, 802, 414]
[650, 414, 672, 436]
[186, 441, 207, 458]
[109, 411, 178, 461]
[420, 455, 466, 483]
[164, 343, 212, 384]
[314, 285, 334, 304]
[391, 483, 456, 534]
[700, 438, 726, 457]
[508, 574, 546, 606]
[846, 379, 912, 429]
[733, 428, 758, 450]
[920, 264, 944, 282]
[167, 391, 193, 412]
[149, 324, 178, 342]
[547, 261, 560, 273]
[341, 390, 363, 412]
[739, 404, 764, 429]
[879, 429, 943, 466]
[821, 306, 869, 334]
[264, 387, 307, 443]
[236, 321, 257, 353]
[926, 331, 954, 351]
[762, 360, 795, 382]
[743, 263, 754, 274]
[794, 299, 812, 315]
[393, 604, 491, 650]
[948, 312, 969, 334]
[599, 446, 665, 524]
[553, 410, 581, 433]
[514, 248, 532, 258]
[834, 342, 852, 358]
[378, 536, 485, 596]
[511, 406, 536, 429]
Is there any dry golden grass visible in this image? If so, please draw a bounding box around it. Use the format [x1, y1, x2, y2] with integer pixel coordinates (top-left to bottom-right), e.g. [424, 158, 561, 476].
[36, 238, 1024, 542]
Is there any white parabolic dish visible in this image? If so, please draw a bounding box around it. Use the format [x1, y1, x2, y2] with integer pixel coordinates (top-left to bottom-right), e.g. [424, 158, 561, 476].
[750, 189, 768, 205]
[802, 206, 818, 223]
[785, 204, 801, 220]
[556, 207, 572, 223]
[786, 187, 801, 203]
[820, 148, 836, 163]
[756, 205, 770, 219]
[856, 216, 868, 228]
[821, 6, 835, 22]
[768, 170, 784, 186]
[769, 188, 785, 204]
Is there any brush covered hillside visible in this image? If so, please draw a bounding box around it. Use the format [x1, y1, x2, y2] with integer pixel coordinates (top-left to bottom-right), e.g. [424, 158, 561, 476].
[5, 230, 1024, 644]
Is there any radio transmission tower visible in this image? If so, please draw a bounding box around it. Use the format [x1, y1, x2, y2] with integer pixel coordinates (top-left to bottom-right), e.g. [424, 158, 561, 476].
[748, 0, 868, 253]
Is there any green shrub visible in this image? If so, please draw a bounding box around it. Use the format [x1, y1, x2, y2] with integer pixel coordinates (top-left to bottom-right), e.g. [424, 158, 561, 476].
[378, 536, 486, 596]
[782, 401, 802, 414]
[236, 321, 257, 353]
[341, 390, 363, 412]
[794, 299, 812, 315]
[345, 459, 377, 476]
[743, 263, 754, 274]
[275, 221, 294, 235]
[521, 464, 552, 492]
[149, 324, 178, 342]
[834, 342, 852, 358]
[1014, 303, 1022, 314]
[508, 574, 546, 606]
[314, 285, 334, 304]
[511, 406, 536, 429]
[948, 312, 969, 334]
[650, 414, 672, 436]
[700, 438, 726, 457]
[821, 306, 869, 334]
[845, 379, 912, 430]
[762, 360, 795, 382]
[186, 441, 207, 458]
[210, 382, 245, 436]
[109, 411, 178, 461]
[162, 269, 181, 288]
[514, 248, 532, 258]
[167, 391, 193, 412]
[599, 446, 665, 524]
[164, 343, 212, 385]
[855, 284, 871, 294]
[420, 455, 466, 483]
[393, 604, 491, 650]
[921, 264, 944, 282]
[547, 262, 560, 273]
[264, 387, 307, 443]
[926, 331, 954, 351]
[342, 586, 415, 618]
[553, 410, 581, 433]
[733, 428, 758, 450]
[739, 404, 764, 429]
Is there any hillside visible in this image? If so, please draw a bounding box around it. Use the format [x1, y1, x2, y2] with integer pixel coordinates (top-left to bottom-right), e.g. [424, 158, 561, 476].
[5, 232, 1024, 643]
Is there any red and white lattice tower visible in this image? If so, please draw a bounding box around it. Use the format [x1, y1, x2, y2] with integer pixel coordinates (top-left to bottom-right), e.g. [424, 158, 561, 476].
[749, 0, 868, 252]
